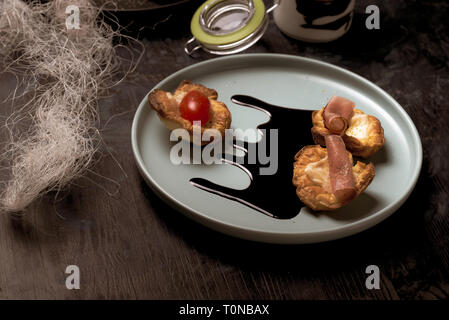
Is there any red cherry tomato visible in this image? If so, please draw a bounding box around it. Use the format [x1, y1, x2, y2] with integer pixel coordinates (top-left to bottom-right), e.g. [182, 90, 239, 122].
[179, 90, 210, 124]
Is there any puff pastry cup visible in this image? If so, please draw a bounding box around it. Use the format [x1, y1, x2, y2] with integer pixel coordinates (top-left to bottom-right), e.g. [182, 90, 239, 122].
[311, 108, 385, 158]
[148, 80, 232, 145]
[292, 145, 375, 211]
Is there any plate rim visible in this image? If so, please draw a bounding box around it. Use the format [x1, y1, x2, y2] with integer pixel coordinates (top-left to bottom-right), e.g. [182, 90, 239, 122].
[131, 53, 423, 244]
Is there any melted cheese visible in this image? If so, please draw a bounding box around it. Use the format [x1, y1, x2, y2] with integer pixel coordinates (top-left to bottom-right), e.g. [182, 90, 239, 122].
[305, 156, 330, 189]
[346, 114, 370, 141]
[170, 92, 183, 105]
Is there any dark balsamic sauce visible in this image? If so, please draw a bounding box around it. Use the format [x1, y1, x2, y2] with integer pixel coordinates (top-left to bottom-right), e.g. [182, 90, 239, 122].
[190, 95, 314, 219]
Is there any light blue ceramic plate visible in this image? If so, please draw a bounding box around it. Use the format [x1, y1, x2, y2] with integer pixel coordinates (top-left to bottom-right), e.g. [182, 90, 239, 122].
[131, 54, 422, 244]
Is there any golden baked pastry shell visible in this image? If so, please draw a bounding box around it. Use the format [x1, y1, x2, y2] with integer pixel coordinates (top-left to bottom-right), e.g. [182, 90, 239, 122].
[311, 108, 385, 158]
[148, 80, 232, 145]
[292, 145, 375, 211]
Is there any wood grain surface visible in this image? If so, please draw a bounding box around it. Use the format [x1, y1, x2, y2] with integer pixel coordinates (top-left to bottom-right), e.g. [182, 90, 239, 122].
[0, 0, 448, 299]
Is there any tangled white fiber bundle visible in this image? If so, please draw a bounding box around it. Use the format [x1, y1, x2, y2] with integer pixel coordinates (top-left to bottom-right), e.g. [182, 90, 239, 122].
[0, 0, 138, 214]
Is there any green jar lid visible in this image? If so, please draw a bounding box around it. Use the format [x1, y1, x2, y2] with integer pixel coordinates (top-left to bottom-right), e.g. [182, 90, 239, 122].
[191, 0, 266, 46]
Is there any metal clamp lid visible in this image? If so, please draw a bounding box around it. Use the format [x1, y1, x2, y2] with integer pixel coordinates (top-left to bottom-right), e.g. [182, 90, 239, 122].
[185, 0, 279, 56]
[200, 0, 255, 36]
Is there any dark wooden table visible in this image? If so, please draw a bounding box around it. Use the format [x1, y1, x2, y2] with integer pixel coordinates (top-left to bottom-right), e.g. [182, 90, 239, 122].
[0, 0, 448, 300]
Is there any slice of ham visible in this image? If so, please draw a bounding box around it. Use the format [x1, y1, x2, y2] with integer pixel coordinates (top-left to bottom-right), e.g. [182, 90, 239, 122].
[323, 96, 355, 135]
[325, 135, 356, 203]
